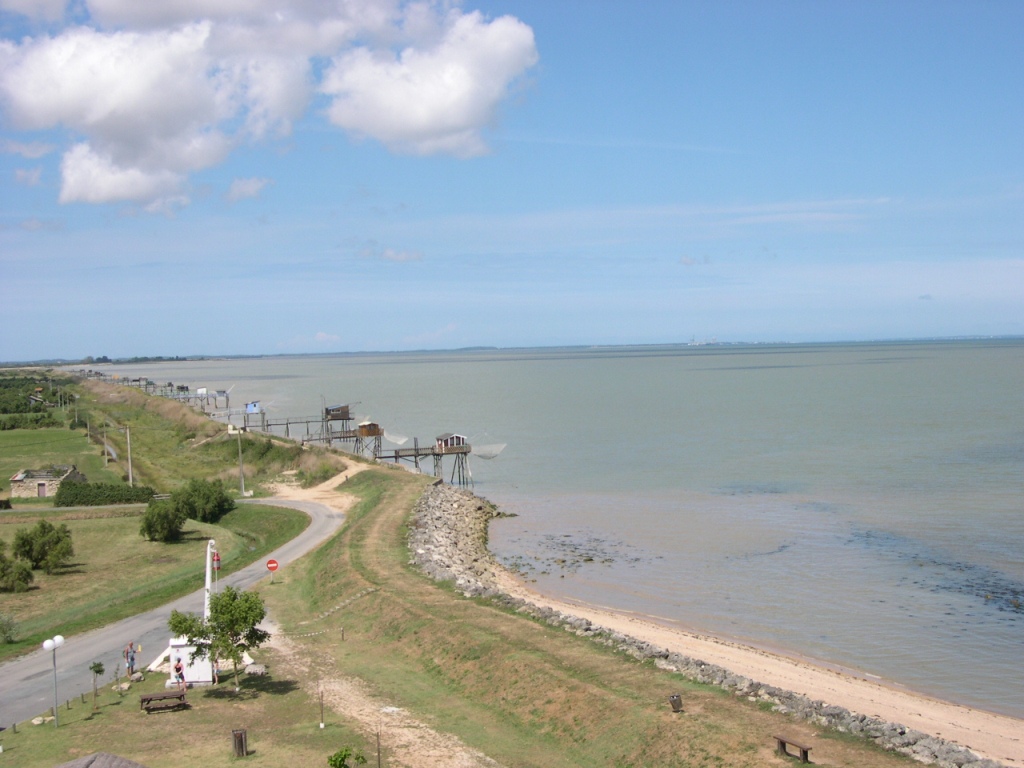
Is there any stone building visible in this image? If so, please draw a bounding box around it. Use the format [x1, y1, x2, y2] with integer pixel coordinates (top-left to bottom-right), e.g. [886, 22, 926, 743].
[9, 465, 85, 499]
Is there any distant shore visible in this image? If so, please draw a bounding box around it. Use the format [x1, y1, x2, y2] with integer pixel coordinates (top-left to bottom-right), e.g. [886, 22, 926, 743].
[409, 481, 1024, 768]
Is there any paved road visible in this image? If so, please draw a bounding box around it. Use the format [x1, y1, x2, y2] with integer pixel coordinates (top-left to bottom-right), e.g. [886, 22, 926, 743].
[0, 498, 342, 728]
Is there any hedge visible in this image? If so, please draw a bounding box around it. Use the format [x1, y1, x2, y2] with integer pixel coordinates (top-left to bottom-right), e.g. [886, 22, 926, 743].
[54, 480, 156, 507]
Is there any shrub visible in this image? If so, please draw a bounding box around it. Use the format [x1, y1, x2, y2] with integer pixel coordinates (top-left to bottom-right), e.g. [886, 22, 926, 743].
[327, 747, 367, 768]
[140, 499, 188, 542]
[55, 480, 156, 507]
[0, 541, 34, 593]
[0, 611, 17, 642]
[171, 478, 235, 524]
[13, 519, 75, 573]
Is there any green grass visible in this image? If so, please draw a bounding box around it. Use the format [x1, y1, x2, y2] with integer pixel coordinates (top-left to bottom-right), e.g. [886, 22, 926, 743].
[0, 503, 308, 663]
[0, 429, 123, 498]
[0, 656, 370, 768]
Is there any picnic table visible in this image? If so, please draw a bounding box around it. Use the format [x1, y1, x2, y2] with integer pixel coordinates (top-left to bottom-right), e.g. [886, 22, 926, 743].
[139, 690, 187, 713]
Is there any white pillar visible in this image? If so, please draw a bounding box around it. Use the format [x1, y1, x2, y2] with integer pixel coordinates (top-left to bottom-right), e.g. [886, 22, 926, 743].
[204, 539, 216, 620]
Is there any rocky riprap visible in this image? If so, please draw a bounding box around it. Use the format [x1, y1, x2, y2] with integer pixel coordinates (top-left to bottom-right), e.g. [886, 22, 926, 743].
[408, 481, 1008, 768]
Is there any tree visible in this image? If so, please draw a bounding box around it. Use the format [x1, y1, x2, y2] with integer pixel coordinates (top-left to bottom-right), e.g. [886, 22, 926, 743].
[0, 539, 34, 592]
[168, 586, 270, 692]
[12, 519, 74, 573]
[327, 747, 367, 767]
[89, 661, 104, 711]
[171, 478, 235, 524]
[140, 499, 187, 542]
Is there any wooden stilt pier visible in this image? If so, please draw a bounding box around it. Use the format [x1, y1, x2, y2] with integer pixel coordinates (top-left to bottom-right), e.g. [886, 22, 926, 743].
[377, 433, 472, 486]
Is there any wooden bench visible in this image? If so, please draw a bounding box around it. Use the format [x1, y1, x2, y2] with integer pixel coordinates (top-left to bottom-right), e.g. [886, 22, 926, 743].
[774, 735, 812, 763]
[140, 690, 187, 713]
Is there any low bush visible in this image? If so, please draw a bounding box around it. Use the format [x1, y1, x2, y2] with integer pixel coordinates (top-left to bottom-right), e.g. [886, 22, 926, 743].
[0, 413, 61, 430]
[54, 480, 156, 507]
[140, 499, 188, 542]
[0, 541, 34, 593]
[0, 611, 16, 642]
[171, 478, 235, 524]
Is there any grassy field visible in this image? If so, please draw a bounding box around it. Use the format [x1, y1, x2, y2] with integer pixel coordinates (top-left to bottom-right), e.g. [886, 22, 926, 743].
[0, 469, 917, 767]
[0, 657, 370, 768]
[0, 429, 123, 496]
[0, 503, 309, 663]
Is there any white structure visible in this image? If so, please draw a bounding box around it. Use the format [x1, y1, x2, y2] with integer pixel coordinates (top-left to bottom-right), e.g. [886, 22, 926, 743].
[151, 540, 219, 688]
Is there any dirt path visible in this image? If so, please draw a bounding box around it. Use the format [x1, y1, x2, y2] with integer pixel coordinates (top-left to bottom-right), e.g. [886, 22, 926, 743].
[268, 467, 504, 768]
[267, 628, 502, 768]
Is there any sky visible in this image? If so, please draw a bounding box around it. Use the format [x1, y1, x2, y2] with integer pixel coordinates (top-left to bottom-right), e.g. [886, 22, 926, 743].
[1, 0, 1022, 361]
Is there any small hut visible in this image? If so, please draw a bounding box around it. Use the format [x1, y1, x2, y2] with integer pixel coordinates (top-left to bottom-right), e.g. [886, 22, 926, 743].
[9, 466, 85, 499]
[435, 433, 468, 453]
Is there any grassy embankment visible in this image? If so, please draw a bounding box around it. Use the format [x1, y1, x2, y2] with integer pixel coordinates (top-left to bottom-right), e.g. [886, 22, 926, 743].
[70, 378, 346, 494]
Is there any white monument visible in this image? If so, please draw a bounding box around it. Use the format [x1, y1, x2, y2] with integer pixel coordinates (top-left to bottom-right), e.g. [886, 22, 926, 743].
[150, 539, 219, 687]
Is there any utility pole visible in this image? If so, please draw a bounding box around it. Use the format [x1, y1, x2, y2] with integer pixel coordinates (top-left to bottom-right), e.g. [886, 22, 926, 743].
[126, 425, 133, 487]
[237, 428, 246, 496]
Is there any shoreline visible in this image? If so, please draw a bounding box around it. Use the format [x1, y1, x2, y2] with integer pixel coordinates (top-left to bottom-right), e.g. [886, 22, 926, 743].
[409, 481, 1024, 768]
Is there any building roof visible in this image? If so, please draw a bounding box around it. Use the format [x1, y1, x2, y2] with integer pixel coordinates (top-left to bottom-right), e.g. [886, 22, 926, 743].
[10, 465, 76, 482]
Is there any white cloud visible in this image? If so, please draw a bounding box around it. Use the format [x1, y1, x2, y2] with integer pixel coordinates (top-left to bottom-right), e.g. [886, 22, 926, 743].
[314, 331, 340, 344]
[227, 176, 270, 201]
[2, 138, 55, 158]
[59, 143, 184, 204]
[357, 239, 422, 262]
[0, 1, 538, 208]
[322, 11, 537, 156]
[15, 167, 41, 185]
[20, 216, 62, 231]
[0, 0, 66, 21]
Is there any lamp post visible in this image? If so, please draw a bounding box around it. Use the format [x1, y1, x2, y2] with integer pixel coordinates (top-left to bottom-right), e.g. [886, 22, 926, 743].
[42, 634, 65, 727]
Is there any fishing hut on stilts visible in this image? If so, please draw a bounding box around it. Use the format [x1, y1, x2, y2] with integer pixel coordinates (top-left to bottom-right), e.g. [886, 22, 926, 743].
[375, 432, 473, 486]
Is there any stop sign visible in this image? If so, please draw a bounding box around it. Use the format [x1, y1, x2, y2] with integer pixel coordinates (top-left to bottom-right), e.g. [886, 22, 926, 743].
[266, 559, 279, 571]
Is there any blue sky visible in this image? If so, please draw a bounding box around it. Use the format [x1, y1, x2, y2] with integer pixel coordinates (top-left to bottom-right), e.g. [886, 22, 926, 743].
[1, 1, 1022, 360]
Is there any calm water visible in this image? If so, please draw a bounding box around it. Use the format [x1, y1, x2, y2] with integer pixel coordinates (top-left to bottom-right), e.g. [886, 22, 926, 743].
[96, 340, 1024, 716]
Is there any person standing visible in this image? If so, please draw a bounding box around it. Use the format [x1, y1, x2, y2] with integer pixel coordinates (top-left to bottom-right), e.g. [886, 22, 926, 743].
[123, 641, 136, 675]
[173, 658, 185, 690]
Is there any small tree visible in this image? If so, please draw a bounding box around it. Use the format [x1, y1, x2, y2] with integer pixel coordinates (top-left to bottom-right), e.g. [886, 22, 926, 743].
[171, 478, 235, 524]
[327, 747, 367, 768]
[168, 586, 270, 691]
[89, 661, 104, 710]
[13, 519, 74, 573]
[140, 499, 187, 542]
[0, 540, 34, 592]
[0, 611, 17, 643]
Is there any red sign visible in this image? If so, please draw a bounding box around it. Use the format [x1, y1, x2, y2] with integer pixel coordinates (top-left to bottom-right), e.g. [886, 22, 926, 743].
[266, 559, 279, 572]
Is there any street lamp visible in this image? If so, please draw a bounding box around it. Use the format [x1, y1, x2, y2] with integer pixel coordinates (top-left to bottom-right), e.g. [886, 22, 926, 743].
[42, 634, 65, 727]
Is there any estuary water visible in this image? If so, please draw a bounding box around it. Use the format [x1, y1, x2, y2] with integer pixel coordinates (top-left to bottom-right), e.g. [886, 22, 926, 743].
[96, 340, 1024, 716]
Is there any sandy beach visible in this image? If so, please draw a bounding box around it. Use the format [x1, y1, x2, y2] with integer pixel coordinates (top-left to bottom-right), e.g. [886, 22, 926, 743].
[491, 571, 1024, 767]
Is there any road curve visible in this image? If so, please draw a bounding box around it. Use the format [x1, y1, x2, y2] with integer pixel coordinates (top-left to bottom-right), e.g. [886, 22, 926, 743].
[0, 497, 343, 728]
